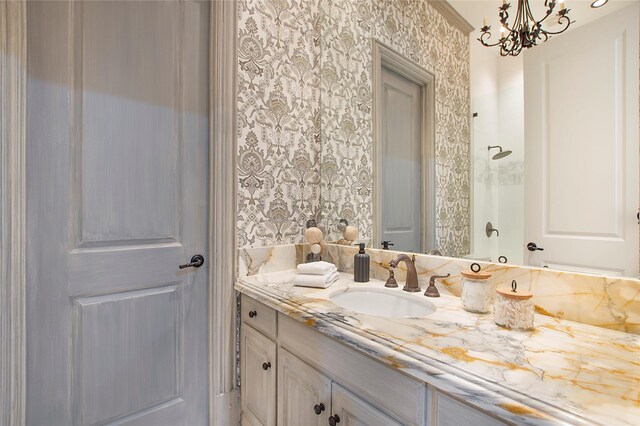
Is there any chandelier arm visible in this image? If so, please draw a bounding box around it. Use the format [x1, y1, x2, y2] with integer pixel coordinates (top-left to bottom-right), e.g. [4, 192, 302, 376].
[524, 0, 536, 23]
[502, 36, 517, 54]
[512, 0, 524, 31]
[499, 7, 516, 33]
[541, 15, 571, 35]
[534, 5, 557, 26]
[537, 31, 549, 43]
[525, 0, 556, 43]
[502, 39, 521, 57]
[478, 32, 505, 48]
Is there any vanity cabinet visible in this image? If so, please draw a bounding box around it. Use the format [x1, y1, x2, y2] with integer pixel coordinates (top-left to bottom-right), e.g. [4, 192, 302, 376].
[239, 294, 508, 426]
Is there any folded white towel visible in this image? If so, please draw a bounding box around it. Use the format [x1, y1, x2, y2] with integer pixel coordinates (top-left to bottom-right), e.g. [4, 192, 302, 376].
[293, 270, 339, 288]
[296, 261, 337, 276]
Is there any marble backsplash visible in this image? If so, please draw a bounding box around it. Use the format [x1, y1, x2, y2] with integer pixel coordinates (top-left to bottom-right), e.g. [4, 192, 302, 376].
[238, 244, 640, 334]
[238, 244, 305, 278]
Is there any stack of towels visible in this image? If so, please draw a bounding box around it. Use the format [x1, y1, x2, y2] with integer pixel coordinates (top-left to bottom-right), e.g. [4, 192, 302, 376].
[293, 261, 339, 288]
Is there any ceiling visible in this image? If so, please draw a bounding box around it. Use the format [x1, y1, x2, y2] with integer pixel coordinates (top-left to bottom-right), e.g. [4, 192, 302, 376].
[449, 0, 639, 39]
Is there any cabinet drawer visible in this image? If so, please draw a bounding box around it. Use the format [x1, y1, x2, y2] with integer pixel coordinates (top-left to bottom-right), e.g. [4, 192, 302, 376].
[241, 294, 277, 339]
[432, 391, 507, 426]
[241, 325, 277, 426]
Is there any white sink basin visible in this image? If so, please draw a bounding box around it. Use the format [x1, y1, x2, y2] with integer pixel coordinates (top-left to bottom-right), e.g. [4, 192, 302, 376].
[330, 288, 436, 318]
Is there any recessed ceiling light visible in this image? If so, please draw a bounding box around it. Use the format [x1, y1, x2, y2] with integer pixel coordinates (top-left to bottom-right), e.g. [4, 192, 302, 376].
[591, 0, 608, 8]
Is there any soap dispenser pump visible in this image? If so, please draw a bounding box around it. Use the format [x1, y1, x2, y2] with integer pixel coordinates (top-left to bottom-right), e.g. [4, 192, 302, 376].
[354, 243, 370, 283]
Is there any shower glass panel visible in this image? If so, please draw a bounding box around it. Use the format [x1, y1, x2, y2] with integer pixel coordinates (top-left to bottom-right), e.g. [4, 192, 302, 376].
[471, 84, 525, 265]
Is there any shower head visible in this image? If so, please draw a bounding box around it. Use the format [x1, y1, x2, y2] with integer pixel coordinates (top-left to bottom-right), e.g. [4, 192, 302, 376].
[488, 145, 512, 160]
[492, 150, 512, 160]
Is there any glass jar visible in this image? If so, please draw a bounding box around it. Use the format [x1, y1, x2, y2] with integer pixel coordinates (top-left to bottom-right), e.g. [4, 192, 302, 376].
[461, 263, 493, 313]
[494, 280, 534, 330]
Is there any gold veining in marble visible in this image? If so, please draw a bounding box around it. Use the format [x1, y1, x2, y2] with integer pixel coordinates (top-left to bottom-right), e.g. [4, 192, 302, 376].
[236, 244, 640, 425]
[236, 269, 640, 425]
[321, 244, 640, 334]
[498, 403, 545, 418]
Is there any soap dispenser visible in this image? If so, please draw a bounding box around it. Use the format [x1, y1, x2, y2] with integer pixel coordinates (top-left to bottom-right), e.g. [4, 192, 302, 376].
[354, 243, 370, 282]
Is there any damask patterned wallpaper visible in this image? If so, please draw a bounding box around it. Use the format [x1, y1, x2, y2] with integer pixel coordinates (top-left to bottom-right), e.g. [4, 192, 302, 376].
[237, 0, 471, 257]
[319, 0, 471, 257]
[237, 0, 322, 247]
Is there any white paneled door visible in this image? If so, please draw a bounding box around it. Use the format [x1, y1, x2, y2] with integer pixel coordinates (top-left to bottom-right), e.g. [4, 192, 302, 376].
[524, 4, 639, 277]
[26, 1, 210, 424]
[380, 67, 423, 253]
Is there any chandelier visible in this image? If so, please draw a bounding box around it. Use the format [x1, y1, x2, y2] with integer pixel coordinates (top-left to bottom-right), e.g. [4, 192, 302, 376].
[479, 0, 572, 57]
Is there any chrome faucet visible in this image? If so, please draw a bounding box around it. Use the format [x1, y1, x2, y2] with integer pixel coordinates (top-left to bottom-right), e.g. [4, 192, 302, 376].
[389, 254, 419, 292]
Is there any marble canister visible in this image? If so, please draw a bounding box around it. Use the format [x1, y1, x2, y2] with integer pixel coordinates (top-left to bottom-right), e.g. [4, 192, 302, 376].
[460, 263, 493, 313]
[494, 280, 534, 330]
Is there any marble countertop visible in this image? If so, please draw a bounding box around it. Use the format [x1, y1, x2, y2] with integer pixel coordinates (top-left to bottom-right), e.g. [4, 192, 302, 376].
[235, 270, 640, 426]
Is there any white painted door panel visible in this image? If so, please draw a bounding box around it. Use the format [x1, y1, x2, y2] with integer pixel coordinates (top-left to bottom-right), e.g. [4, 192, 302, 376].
[381, 67, 422, 253]
[523, 4, 639, 277]
[26, 1, 210, 425]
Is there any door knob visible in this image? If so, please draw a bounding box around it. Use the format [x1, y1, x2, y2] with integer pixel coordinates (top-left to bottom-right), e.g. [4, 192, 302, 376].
[262, 362, 271, 371]
[527, 242, 544, 252]
[179, 254, 205, 269]
[314, 403, 325, 415]
[328, 414, 340, 425]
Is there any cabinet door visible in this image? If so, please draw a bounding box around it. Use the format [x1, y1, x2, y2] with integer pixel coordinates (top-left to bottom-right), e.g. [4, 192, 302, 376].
[330, 384, 403, 426]
[241, 325, 276, 426]
[278, 348, 332, 426]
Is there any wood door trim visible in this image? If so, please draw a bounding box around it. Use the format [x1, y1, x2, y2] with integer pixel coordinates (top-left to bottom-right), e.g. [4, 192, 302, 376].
[0, 1, 27, 424]
[209, 1, 240, 425]
[372, 39, 436, 253]
[0, 1, 240, 423]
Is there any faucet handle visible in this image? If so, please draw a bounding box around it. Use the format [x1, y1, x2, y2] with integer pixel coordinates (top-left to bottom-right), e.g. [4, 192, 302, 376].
[425, 273, 451, 298]
[429, 273, 450, 285]
[384, 268, 398, 288]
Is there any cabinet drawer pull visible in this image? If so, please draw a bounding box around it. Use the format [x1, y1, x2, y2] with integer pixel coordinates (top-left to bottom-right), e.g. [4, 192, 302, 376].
[328, 414, 340, 425]
[262, 361, 271, 371]
[248, 310, 257, 318]
[314, 403, 325, 415]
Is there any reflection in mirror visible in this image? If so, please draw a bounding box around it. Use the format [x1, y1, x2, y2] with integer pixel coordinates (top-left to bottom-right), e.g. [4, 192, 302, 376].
[463, 0, 639, 277]
[373, 41, 436, 254]
[320, 0, 471, 257]
[320, 0, 639, 278]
